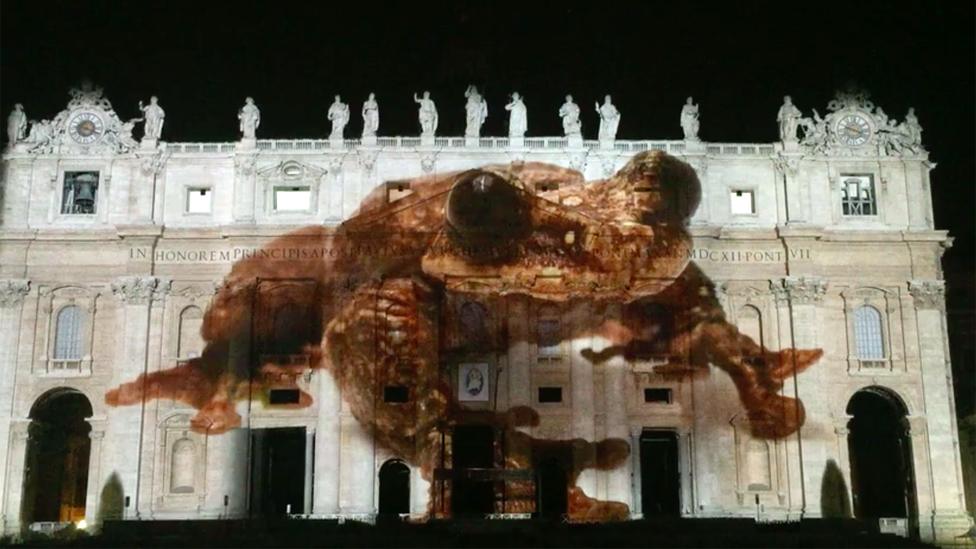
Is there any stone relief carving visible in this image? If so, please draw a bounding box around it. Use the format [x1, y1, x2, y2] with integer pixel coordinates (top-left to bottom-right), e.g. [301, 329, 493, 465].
[19, 82, 138, 155]
[772, 277, 827, 305]
[256, 159, 327, 182]
[234, 153, 259, 176]
[908, 280, 945, 310]
[772, 154, 801, 177]
[139, 148, 171, 176]
[0, 279, 30, 307]
[327, 95, 350, 140]
[112, 276, 171, 304]
[357, 149, 379, 172]
[420, 151, 439, 173]
[798, 90, 924, 157]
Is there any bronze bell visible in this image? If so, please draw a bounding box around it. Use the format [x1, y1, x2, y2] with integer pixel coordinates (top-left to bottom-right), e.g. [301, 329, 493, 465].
[73, 175, 97, 213]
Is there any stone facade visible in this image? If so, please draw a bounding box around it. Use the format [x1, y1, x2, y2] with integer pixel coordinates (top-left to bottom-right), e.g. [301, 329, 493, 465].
[0, 87, 971, 543]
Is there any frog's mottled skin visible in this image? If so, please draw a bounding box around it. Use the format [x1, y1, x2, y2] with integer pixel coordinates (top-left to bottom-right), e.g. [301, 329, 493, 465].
[107, 151, 821, 520]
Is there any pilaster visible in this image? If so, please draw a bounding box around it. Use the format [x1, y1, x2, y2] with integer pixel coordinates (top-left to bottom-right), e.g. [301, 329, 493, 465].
[0, 280, 29, 529]
[104, 275, 170, 518]
[907, 280, 973, 541]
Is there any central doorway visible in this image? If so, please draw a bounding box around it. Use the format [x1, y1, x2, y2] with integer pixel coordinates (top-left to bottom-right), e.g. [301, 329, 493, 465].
[640, 430, 680, 517]
[249, 427, 306, 516]
[451, 424, 495, 515]
[847, 387, 918, 534]
[535, 457, 568, 518]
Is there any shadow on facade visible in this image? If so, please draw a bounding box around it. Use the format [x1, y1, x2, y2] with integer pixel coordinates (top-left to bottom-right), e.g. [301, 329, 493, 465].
[821, 459, 852, 518]
[96, 472, 124, 525]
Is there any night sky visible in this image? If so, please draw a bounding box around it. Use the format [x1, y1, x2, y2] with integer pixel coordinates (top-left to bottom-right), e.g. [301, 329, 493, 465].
[2, 1, 973, 406]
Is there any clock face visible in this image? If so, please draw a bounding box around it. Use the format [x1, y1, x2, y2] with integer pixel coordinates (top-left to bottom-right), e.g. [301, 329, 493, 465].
[68, 111, 105, 144]
[836, 113, 871, 147]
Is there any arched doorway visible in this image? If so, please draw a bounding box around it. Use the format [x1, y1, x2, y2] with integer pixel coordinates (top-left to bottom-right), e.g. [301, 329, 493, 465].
[378, 459, 410, 515]
[21, 389, 93, 525]
[846, 387, 918, 533]
[535, 457, 567, 518]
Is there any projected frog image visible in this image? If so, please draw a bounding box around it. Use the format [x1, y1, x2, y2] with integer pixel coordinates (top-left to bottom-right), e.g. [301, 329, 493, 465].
[106, 151, 821, 520]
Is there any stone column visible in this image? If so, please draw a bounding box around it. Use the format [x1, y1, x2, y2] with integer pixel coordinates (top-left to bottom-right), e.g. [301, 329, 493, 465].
[774, 276, 827, 518]
[0, 280, 29, 529]
[506, 297, 531, 413]
[1, 421, 30, 533]
[601, 305, 632, 508]
[569, 303, 596, 496]
[105, 276, 170, 519]
[630, 426, 643, 518]
[908, 281, 974, 541]
[303, 428, 314, 514]
[313, 371, 341, 515]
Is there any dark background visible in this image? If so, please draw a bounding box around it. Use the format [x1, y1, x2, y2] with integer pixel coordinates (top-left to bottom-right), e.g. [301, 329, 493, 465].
[1, 0, 973, 412]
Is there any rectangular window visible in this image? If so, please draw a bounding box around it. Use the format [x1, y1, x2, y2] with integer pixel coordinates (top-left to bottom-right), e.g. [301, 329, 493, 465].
[537, 318, 562, 361]
[538, 387, 563, 403]
[186, 188, 212, 214]
[841, 175, 877, 216]
[268, 388, 301, 405]
[383, 385, 409, 403]
[274, 186, 311, 212]
[61, 171, 99, 214]
[644, 388, 673, 404]
[729, 189, 755, 215]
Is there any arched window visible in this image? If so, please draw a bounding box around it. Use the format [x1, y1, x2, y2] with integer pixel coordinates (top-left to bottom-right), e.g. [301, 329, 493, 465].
[178, 306, 204, 359]
[738, 305, 764, 350]
[853, 306, 885, 360]
[170, 438, 196, 494]
[54, 305, 83, 360]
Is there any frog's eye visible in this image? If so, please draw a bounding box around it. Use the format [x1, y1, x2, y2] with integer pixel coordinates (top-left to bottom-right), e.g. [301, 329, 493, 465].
[446, 170, 530, 247]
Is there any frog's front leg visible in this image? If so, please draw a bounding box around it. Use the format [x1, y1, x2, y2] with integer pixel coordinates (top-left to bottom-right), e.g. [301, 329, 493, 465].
[324, 277, 452, 479]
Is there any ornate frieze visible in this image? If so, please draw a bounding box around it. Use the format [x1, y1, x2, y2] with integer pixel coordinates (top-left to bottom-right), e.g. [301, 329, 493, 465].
[0, 279, 30, 308]
[111, 276, 171, 305]
[908, 279, 945, 310]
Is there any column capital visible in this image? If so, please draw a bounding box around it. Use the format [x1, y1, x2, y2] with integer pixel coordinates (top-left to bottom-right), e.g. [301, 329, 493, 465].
[771, 276, 827, 305]
[773, 153, 802, 177]
[908, 279, 946, 311]
[111, 276, 171, 305]
[0, 279, 30, 308]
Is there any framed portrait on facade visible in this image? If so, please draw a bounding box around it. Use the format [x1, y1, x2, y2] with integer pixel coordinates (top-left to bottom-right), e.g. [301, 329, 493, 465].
[457, 363, 490, 402]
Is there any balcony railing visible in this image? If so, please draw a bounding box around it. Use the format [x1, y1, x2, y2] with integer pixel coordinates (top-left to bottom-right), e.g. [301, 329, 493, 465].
[162, 138, 777, 157]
